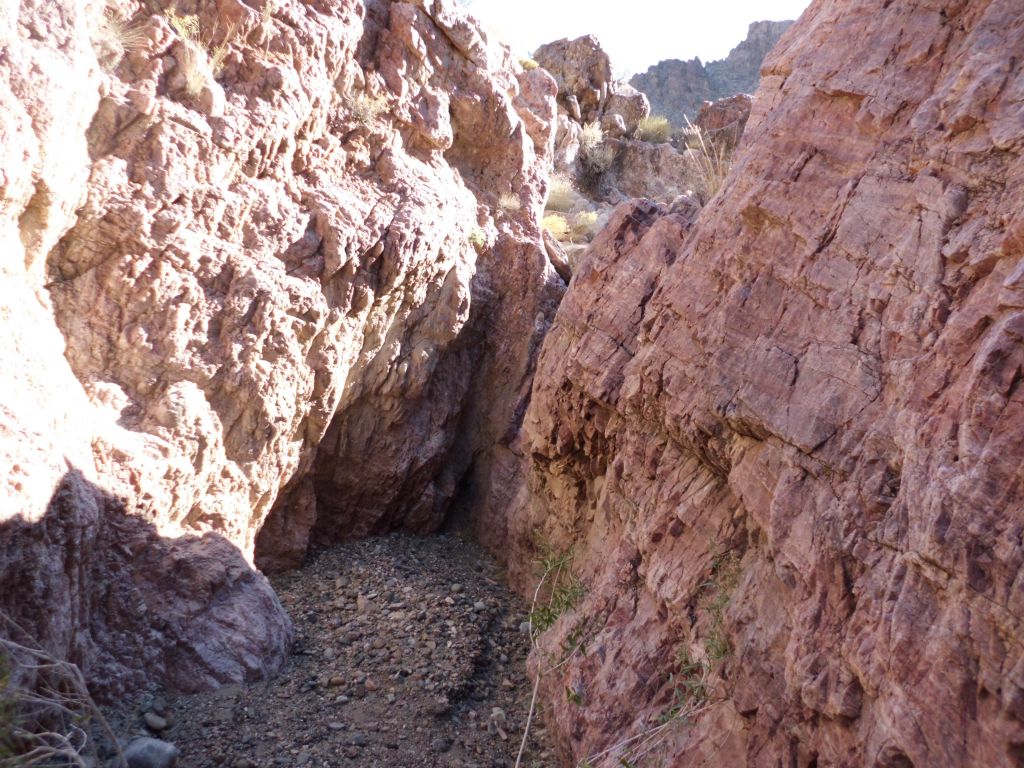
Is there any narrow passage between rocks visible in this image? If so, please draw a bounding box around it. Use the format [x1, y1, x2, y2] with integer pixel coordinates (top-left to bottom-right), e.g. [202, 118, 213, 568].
[119, 535, 552, 768]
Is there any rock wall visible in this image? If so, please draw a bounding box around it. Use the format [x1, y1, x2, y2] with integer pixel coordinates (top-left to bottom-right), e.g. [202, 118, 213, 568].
[510, 0, 1024, 766]
[631, 20, 794, 126]
[0, 0, 561, 697]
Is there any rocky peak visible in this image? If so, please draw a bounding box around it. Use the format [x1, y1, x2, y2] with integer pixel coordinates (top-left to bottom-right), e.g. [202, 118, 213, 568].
[631, 18, 794, 125]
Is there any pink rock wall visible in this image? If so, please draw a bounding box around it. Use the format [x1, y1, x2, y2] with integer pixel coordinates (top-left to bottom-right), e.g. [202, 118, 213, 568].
[0, 0, 561, 696]
[508, 0, 1024, 765]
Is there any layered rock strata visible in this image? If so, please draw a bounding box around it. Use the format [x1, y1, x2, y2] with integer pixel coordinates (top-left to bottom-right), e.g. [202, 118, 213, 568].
[509, 1, 1024, 766]
[0, 0, 561, 696]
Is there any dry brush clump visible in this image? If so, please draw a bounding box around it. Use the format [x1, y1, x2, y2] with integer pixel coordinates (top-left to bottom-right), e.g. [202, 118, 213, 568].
[545, 175, 578, 213]
[0, 615, 124, 768]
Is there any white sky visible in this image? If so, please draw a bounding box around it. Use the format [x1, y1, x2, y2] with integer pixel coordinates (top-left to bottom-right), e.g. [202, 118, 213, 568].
[459, 0, 813, 77]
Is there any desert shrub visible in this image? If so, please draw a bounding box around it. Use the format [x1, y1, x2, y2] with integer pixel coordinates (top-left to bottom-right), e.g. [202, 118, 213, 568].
[571, 211, 600, 242]
[541, 213, 570, 242]
[637, 115, 672, 143]
[577, 122, 616, 190]
[545, 175, 577, 213]
[519, 57, 539, 71]
[682, 116, 732, 205]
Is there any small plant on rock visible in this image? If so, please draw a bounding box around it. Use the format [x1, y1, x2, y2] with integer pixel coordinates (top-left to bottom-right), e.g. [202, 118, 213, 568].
[519, 57, 540, 71]
[468, 227, 487, 251]
[578, 121, 603, 155]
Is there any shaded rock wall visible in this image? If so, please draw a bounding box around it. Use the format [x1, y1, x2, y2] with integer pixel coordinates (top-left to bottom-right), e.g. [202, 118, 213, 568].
[1, 0, 561, 696]
[510, 0, 1024, 766]
[631, 20, 794, 126]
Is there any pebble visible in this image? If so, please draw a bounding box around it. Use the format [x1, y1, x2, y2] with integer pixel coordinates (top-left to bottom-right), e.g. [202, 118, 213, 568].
[473, 601, 487, 612]
[143, 712, 168, 731]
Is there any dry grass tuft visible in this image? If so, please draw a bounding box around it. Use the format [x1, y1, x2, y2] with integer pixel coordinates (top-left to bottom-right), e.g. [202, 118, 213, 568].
[519, 57, 539, 71]
[92, 4, 148, 71]
[637, 115, 672, 143]
[0, 614, 125, 768]
[541, 213, 570, 242]
[682, 116, 732, 205]
[498, 192, 522, 212]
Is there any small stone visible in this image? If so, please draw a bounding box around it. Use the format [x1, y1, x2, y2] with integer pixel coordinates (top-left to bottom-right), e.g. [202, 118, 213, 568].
[351, 733, 368, 748]
[328, 675, 345, 687]
[472, 601, 486, 612]
[233, 760, 255, 768]
[123, 737, 180, 768]
[328, 722, 345, 731]
[450, 584, 463, 593]
[143, 712, 168, 732]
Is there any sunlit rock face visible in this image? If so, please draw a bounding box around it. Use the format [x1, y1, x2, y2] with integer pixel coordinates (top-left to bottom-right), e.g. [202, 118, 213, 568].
[0, 0, 561, 696]
[508, 0, 1024, 765]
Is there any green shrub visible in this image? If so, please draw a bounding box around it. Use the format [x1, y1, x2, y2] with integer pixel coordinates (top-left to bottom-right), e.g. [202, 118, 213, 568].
[637, 115, 672, 143]
[519, 57, 539, 70]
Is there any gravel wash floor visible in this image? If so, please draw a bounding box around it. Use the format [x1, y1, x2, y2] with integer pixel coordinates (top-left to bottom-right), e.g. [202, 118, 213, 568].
[118, 534, 555, 768]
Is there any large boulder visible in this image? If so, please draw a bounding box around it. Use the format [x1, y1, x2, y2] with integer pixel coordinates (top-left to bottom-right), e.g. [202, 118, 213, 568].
[534, 35, 612, 123]
[695, 93, 753, 150]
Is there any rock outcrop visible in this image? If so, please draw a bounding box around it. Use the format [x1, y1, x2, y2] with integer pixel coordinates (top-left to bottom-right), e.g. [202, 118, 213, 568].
[509, 1, 1024, 766]
[631, 20, 794, 126]
[0, 0, 561, 697]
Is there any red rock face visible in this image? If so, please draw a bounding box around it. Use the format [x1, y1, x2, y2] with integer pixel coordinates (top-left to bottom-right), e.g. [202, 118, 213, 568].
[0, 0, 561, 695]
[508, 0, 1024, 765]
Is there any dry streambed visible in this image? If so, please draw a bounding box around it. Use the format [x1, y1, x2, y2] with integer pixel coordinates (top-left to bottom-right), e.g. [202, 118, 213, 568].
[116, 535, 552, 768]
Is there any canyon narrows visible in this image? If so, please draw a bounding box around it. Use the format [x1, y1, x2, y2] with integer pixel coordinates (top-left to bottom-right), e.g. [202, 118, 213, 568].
[1, 1, 1023, 768]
